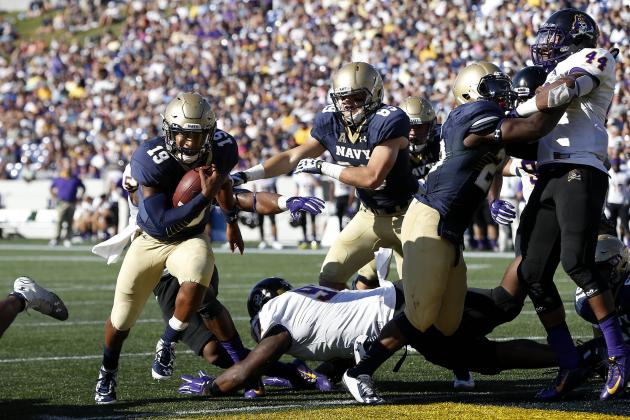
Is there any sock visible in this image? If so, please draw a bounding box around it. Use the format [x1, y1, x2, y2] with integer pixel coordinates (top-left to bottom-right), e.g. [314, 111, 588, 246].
[546, 322, 579, 369]
[599, 315, 628, 359]
[102, 346, 120, 371]
[161, 316, 188, 343]
[220, 335, 249, 364]
[347, 341, 393, 377]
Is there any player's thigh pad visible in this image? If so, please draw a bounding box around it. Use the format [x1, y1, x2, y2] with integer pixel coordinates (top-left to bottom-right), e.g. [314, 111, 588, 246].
[401, 200, 465, 333]
[319, 210, 380, 285]
[111, 233, 171, 330]
[166, 234, 214, 287]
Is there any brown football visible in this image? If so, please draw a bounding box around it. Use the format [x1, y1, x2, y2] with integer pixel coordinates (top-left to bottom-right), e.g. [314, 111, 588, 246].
[172, 166, 212, 207]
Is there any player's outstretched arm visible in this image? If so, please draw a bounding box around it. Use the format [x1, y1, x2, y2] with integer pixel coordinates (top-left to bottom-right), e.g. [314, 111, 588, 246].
[217, 176, 244, 254]
[232, 138, 326, 185]
[212, 326, 291, 394]
[235, 191, 325, 218]
[294, 136, 407, 189]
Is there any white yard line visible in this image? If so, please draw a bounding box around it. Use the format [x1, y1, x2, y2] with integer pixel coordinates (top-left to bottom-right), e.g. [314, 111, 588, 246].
[0, 335, 593, 364]
[0, 243, 515, 259]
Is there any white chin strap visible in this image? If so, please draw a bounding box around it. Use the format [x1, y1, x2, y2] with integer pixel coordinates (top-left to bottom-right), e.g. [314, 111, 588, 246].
[410, 143, 427, 154]
[344, 109, 365, 126]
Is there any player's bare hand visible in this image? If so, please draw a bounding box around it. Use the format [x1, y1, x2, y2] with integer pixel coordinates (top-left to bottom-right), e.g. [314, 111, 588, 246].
[226, 222, 244, 254]
[199, 166, 220, 200]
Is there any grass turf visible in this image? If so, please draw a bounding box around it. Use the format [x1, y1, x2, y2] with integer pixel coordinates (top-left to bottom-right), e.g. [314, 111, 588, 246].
[0, 240, 629, 419]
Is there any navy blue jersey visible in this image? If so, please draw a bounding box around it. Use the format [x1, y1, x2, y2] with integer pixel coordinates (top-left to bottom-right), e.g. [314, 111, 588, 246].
[311, 104, 417, 210]
[417, 101, 506, 244]
[132, 130, 238, 241]
[410, 124, 441, 180]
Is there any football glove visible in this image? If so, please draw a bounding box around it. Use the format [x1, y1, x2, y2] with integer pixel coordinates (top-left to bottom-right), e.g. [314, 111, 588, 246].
[490, 200, 517, 225]
[178, 370, 214, 396]
[286, 196, 325, 221]
[294, 158, 323, 175]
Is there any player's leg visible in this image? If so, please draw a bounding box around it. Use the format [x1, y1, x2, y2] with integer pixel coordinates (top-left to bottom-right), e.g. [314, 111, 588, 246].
[0, 295, 23, 338]
[319, 209, 381, 290]
[97, 234, 166, 403]
[152, 270, 232, 368]
[518, 174, 590, 399]
[556, 166, 628, 400]
[155, 234, 214, 379]
[353, 260, 379, 290]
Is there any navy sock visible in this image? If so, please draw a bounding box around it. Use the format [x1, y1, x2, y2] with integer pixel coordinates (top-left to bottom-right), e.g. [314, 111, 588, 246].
[220, 336, 249, 364]
[102, 346, 120, 371]
[161, 324, 185, 344]
[546, 322, 579, 369]
[347, 341, 393, 377]
[599, 315, 628, 359]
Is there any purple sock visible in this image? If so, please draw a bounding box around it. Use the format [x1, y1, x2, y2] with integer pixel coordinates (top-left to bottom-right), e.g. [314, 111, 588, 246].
[599, 316, 628, 359]
[547, 323, 579, 369]
[220, 336, 250, 364]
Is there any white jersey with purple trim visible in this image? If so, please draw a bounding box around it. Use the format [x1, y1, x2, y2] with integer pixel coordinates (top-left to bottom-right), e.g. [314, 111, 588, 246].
[255, 283, 396, 360]
[537, 47, 616, 173]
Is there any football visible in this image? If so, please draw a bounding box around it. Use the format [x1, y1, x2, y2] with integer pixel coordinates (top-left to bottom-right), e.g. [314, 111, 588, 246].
[172, 166, 212, 207]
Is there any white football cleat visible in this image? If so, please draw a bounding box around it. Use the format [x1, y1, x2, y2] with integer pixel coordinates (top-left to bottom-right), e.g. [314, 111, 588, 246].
[342, 371, 383, 404]
[453, 370, 475, 391]
[12, 276, 68, 320]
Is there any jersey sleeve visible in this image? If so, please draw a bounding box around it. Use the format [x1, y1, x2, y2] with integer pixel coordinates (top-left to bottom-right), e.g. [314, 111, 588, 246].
[464, 101, 504, 134]
[211, 130, 239, 174]
[371, 106, 410, 145]
[130, 145, 163, 187]
[564, 48, 616, 85]
[310, 107, 336, 147]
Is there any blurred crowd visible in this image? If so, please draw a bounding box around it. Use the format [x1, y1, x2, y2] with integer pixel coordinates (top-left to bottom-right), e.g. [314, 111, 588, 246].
[0, 0, 628, 247]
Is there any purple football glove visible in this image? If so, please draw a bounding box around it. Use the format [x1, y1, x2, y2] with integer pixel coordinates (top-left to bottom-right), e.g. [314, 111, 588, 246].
[286, 196, 325, 221]
[490, 200, 517, 225]
[178, 370, 214, 396]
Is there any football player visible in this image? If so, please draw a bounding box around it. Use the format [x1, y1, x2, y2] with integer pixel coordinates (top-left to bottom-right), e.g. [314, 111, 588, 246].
[94, 92, 245, 404]
[515, 8, 628, 400]
[231, 62, 417, 290]
[177, 276, 600, 398]
[353, 96, 441, 290]
[0, 277, 68, 338]
[343, 61, 575, 404]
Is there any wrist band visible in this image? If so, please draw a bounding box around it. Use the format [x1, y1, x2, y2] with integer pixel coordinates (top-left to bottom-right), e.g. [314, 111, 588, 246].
[277, 195, 288, 211]
[244, 163, 265, 182]
[320, 162, 344, 180]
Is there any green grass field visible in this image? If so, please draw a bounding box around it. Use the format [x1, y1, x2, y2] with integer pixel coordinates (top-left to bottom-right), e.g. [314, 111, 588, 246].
[0, 241, 629, 419]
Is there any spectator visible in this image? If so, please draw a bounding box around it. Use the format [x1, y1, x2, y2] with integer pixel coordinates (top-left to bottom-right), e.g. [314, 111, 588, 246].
[49, 167, 84, 247]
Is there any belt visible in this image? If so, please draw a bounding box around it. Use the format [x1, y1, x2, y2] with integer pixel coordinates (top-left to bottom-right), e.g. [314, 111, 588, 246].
[362, 200, 411, 216]
[552, 151, 607, 163]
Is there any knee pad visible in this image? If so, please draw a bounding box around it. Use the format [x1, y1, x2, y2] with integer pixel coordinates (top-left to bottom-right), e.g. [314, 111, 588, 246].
[563, 263, 608, 299]
[491, 286, 524, 323]
[518, 263, 563, 314]
[574, 287, 598, 324]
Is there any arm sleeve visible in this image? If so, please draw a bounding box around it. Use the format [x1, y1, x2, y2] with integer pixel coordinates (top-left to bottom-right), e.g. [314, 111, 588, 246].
[143, 192, 210, 238]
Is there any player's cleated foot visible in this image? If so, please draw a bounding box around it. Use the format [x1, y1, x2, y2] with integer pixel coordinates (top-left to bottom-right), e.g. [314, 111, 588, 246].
[342, 371, 383, 404]
[600, 355, 630, 400]
[576, 337, 607, 379]
[244, 379, 265, 398]
[453, 370, 475, 391]
[152, 339, 176, 380]
[298, 241, 308, 250]
[95, 366, 118, 404]
[291, 359, 333, 391]
[12, 276, 68, 320]
[262, 376, 293, 388]
[535, 367, 592, 401]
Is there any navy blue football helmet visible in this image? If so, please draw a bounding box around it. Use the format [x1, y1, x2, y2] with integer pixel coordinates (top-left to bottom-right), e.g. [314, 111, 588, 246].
[512, 65, 547, 104]
[247, 277, 293, 319]
[531, 8, 599, 70]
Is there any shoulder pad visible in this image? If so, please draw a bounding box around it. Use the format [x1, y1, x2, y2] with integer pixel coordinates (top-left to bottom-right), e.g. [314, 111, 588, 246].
[211, 129, 239, 174]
